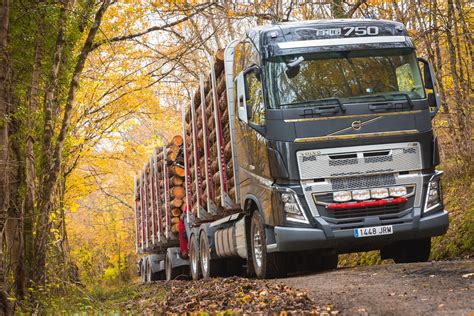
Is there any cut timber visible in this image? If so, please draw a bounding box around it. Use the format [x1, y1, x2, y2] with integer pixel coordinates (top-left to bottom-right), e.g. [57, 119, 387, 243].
[172, 165, 185, 177]
[172, 208, 182, 217]
[171, 223, 179, 233]
[171, 176, 183, 186]
[170, 135, 183, 147]
[171, 186, 185, 199]
[171, 217, 180, 224]
[171, 198, 183, 208]
[224, 142, 232, 161]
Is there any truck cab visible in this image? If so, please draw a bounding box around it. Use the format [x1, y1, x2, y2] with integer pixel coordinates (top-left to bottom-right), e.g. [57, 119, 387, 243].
[226, 19, 448, 278]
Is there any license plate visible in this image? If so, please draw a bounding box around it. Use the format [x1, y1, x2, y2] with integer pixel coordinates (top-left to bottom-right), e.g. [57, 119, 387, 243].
[354, 225, 393, 238]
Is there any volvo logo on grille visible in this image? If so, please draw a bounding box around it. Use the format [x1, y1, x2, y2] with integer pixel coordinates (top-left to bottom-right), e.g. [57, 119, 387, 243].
[352, 120, 362, 130]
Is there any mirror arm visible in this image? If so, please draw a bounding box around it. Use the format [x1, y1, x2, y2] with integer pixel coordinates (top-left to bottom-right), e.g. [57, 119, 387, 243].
[248, 121, 266, 135]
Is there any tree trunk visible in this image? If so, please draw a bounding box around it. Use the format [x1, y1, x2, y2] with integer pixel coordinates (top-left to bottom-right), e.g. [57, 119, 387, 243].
[0, 0, 11, 313]
[34, 0, 111, 284]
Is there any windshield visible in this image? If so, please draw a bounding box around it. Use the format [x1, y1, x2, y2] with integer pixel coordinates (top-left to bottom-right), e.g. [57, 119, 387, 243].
[265, 49, 425, 108]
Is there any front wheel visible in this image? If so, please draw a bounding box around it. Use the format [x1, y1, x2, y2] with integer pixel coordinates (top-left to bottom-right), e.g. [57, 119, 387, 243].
[250, 211, 286, 279]
[383, 238, 431, 263]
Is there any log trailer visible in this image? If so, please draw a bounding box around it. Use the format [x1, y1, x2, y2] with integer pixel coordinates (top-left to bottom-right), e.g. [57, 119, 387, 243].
[135, 19, 449, 281]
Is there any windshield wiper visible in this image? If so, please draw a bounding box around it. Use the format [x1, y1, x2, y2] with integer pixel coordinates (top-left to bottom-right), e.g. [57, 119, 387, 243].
[281, 97, 346, 113]
[349, 92, 414, 109]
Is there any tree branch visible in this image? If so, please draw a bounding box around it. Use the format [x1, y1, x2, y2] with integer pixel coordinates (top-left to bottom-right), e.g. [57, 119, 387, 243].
[91, 2, 215, 51]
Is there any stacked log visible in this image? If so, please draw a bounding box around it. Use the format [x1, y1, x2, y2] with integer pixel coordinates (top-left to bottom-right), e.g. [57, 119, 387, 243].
[185, 49, 235, 219]
[165, 135, 185, 235]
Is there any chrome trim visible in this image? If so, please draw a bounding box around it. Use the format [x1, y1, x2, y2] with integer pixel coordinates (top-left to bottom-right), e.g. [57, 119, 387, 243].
[277, 36, 407, 49]
[284, 110, 422, 123]
[295, 130, 419, 142]
[328, 117, 382, 136]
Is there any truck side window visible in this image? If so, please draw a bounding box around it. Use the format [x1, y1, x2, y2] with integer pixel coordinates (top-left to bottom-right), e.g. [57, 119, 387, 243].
[245, 69, 265, 125]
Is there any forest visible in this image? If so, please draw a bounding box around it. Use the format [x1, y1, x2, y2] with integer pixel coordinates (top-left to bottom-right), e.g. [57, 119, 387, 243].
[0, 0, 472, 313]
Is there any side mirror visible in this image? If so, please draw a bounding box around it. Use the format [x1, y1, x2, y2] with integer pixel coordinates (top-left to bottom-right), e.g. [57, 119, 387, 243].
[428, 93, 437, 108]
[418, 57, 440, 118]
[243, 65, 261, 101]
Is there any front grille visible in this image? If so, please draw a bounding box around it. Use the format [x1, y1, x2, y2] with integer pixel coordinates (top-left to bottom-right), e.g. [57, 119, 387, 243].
[331, 174, 396, 191]
[325, 203, 403, 219]
[296, 142, 422, 180]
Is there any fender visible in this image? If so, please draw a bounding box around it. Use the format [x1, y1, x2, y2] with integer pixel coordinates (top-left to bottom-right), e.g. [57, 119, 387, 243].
[166, 247, 189, 268]
[147, 254, 165, 273]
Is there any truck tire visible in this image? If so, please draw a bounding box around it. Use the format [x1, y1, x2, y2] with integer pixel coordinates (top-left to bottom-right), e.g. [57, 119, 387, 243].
[141, 259, 148, 283]
[189, 234, 201, 280]
[250, 211, 287, 279]
[386, 238, 431, 263]
[147, 259, 161, 281]
[320, 254, 338, 270]
[165, 251, 180, 281]
[199, 230, 225, 278]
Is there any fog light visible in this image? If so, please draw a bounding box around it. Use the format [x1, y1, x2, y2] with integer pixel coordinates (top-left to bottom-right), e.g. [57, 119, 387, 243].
[333, 191, 352, 202]
[370, 188, 389, 199]
[352, 189, 370, 201]
[389, 186, 407, 197]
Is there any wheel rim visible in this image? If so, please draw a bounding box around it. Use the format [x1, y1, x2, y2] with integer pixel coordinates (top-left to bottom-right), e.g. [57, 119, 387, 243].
[165, 256, 171, 280]
[147, 263, 152, 281]
[253, 229, 263, 269]
[190, 236, 199, 278]
[200, 237, 209, 277]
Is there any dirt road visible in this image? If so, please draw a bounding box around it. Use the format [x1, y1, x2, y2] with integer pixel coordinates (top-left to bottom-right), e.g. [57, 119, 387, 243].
[282, 260, 473, 315]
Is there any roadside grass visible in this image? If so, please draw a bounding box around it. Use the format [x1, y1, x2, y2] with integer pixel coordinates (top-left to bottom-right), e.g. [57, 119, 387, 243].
[16, 281, 167, 313]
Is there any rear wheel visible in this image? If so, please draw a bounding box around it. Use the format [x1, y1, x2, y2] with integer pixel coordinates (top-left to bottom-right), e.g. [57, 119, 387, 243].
[250, 211, 286, 279]
[199, 231, 225, 278]
[147, 260, 160, 281]
[189, 234, 201, 280]
[140, 260, 148, 283]
[165, 252, 180, 281]
[391, 238, 431, 263]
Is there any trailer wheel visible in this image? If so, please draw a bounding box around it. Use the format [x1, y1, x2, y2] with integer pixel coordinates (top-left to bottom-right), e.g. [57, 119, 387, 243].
[140, 259, 148, 283]
[250, 211, 287, 279]
[165, 251, 180, 281]
[147, 259, 161, 281]
[189, 234, 201, 280]
[199, 230, 224, 278]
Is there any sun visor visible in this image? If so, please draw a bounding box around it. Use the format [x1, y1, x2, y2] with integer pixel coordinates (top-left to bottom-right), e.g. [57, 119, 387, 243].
[265, 36, 413, 58]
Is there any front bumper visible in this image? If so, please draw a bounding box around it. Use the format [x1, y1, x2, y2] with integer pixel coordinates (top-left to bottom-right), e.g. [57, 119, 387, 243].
[270, 209, 448, 253]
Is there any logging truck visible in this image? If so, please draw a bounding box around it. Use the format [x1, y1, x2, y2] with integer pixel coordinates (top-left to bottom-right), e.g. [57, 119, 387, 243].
[135, 19, 449, 281]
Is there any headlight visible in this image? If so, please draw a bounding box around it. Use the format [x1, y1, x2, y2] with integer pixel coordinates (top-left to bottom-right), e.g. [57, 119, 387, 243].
[280, 192, 308, 223]
[389, 186, 407, 197]
[333, 191, 352, 202]
[352, 189, 370, 201]
[425, 178, 442, 212]
[370, 188, 389, 199]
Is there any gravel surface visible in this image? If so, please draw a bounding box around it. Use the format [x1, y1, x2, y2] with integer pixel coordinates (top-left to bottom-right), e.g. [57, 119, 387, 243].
[281, 260, 473, 315]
